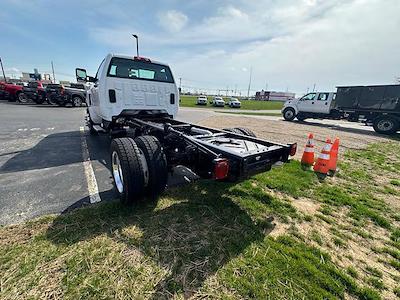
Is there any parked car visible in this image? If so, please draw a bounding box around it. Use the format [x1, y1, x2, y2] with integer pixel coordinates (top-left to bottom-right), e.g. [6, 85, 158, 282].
[212, 96, 225, 107]
[227, 97, 241, 108]
[21, 81, 46, 104]
[0, 81, 24, 101]
[196, 95, 208, 105]
[45, 83, 86, 107]
[45, 84, 65, 105]
[64, 84, 86, 107]
[0, 82, 10, 99]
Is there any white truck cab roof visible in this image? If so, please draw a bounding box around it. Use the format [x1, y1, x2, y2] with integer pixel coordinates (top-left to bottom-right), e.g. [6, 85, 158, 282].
[82, 53, 179, 125]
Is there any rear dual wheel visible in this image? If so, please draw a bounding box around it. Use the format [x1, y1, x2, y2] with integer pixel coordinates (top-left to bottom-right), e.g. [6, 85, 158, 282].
[110, 136, 167, 205]
[223, 127, 256, 137]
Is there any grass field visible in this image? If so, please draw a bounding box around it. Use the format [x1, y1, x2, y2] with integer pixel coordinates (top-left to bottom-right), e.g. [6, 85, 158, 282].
[180, 95, 284, 110]
[1, 142, 399, 299]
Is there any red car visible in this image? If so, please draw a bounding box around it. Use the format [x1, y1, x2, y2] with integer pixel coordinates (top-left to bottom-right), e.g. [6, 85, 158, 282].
[0, 81, 24, 101]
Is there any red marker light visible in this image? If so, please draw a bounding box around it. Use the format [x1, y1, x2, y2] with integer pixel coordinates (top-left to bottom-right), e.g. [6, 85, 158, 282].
[213, 158, 229, 180]
[290, 143, 297, 156]
[134, 56, 151, 62]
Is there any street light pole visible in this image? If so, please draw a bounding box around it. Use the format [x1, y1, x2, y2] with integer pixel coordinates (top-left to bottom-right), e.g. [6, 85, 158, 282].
[132, 34, 139, 57]
[247, 67, 252, 100]
[0, 57, 6, 83]
[51, 61, 56, 83]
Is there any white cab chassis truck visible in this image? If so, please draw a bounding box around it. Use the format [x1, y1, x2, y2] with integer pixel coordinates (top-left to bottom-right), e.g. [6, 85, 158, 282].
[282, 85, 400, 135]
[77, 54, 297, 204]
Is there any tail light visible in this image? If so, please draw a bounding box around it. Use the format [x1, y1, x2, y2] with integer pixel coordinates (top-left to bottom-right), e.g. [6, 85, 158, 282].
[134, 56, 151, 62]
[213, 158, 229, 180]
[290, 143, 297, 156]
[60, 86, 65, 95]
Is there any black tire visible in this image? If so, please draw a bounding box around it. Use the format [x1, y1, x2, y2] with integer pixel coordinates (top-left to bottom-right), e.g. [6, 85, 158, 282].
[283, 108, 296, 121]
[34, 92, 46, 104]
[72, 95, 83, 107]
[234, 127, 256, 137]
[17, 92, 29, 104]
[372, 116, 399, 135]
[47, 95, 58, 105]
[134, 135, 168, 200]
[110, 138, 146, 204]
[223, 128, 243, 134]
[88, 119, 98, 135]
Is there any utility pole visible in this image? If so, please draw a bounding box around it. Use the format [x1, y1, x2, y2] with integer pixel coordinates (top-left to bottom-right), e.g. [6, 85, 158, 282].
[0, 57, 6, 83]
[265, 82, 268, 91]
[247, 67, 252, 100]
[312, 83, 316, 92]
[132, 34, 139, 57]
[51, 61, 56, 83]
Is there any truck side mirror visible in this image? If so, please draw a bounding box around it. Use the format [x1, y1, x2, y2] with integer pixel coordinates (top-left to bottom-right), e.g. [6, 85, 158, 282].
[76, 68, 87, 82]
[87, 76, 97, 83]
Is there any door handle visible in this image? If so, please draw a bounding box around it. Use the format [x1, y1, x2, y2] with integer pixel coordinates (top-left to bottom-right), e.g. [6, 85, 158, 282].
[94, 84, 98, 88]
[325, 102, 328, 105]
[311, 101, 314, 104]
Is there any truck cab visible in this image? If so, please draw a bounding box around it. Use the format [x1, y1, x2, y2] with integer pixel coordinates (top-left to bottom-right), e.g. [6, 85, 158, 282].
[282, 92, 338, 121]
[76, 54, 179, 131]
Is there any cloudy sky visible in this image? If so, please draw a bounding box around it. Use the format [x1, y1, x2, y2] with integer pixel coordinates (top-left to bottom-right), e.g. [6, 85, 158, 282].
[1, 0, 399, 95]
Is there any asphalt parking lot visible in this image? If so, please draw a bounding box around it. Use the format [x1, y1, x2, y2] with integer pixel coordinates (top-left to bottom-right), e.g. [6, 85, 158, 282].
[1, 100, 398, 225]
[0, 101, 215, 225]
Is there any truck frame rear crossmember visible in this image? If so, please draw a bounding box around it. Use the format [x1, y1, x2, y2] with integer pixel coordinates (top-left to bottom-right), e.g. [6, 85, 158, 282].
[112, 115, 296, 181]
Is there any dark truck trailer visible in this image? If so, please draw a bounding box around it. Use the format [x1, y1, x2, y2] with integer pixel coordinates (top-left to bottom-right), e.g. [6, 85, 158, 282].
[335, 85, 400, 134]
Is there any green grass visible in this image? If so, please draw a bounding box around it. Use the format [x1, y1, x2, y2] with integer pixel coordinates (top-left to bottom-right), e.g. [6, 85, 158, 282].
[179, 95, 284, 110]
[2, 142, 400, 298]
[0, 183, 369, 299]
[347, 266, 359, 278]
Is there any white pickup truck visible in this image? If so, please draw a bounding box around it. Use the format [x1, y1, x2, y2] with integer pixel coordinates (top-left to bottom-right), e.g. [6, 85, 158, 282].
[75, 53, 296, 205]
[282, 86, 400, 134]
[282, 92, 339, 122]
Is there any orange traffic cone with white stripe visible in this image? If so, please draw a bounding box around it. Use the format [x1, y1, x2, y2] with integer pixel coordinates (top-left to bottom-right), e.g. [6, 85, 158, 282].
[301, 133, 315, 170]
[313, 138, 332, 181]
[328, 138, 340, 176]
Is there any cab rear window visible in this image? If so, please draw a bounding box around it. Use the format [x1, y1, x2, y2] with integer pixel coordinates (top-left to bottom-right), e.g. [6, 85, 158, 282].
[107, 57, 174, 83]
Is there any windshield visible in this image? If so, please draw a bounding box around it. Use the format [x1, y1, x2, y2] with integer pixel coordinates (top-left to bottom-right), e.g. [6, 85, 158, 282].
[215, 97, 223, 100]
[107, 57, 174, 83]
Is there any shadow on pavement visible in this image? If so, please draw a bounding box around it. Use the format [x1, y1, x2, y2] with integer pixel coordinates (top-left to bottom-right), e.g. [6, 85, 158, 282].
[1, 131, 84, 173]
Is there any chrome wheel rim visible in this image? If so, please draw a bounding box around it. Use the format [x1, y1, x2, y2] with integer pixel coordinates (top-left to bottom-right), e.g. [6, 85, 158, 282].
[73, 97, 82, 106]
[377, 119, 394, 131]
[285, 110, 294, 119]
[19, 93, 28, 103]
[112, 151, 124, 193]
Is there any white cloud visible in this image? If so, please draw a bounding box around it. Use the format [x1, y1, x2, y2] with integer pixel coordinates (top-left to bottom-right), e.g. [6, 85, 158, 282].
[158, 10, 188, 33]
[88, 0, 400, 95]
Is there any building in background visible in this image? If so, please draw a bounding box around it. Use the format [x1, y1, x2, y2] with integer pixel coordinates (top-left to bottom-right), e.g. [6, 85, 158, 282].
[255, 90, 295, 102]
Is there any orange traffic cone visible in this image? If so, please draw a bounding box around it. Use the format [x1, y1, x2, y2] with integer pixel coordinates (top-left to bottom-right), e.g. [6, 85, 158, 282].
[301, 133, 315, 170]
[313, 138, 332, 181]
[328, 138, 340, 176]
